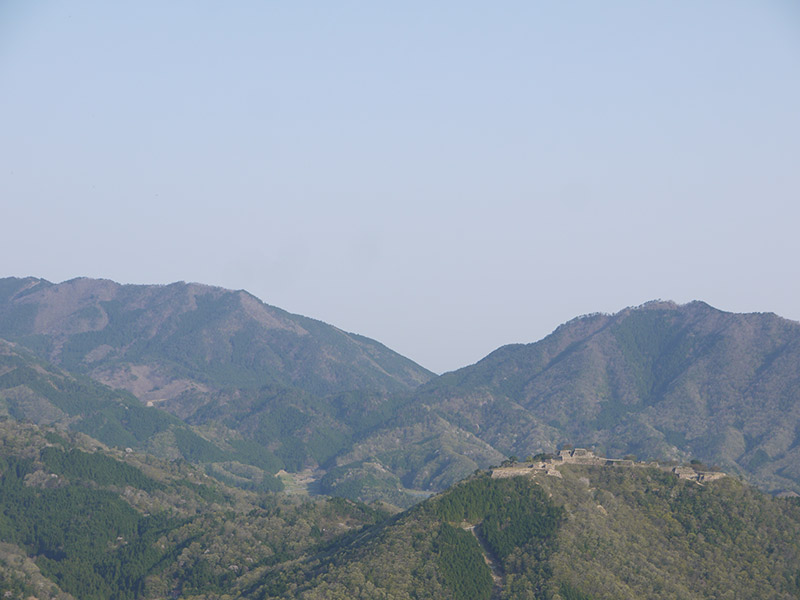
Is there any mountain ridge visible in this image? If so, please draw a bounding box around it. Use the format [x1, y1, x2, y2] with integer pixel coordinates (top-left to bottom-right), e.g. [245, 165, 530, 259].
[0, 275, 433, 400]
[4, 275, 800, 503]
[397, 299, 800, 494]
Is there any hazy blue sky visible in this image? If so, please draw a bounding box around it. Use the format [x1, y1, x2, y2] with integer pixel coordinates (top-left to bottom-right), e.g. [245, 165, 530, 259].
[2, 1, 799, 373]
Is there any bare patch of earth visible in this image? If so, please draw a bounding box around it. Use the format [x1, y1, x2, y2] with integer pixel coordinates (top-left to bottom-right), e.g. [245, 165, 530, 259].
[92, 363, 210, 406]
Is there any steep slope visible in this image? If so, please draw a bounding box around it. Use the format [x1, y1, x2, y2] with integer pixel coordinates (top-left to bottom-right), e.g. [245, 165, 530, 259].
[0, 277, 435, 479]
[0, 277, 433, 404]
[4, 420, 798, 600]
[440, 301, 800, 492]
[256, 465, 800, 600]
[339, 301, 800, 497]
[6, 279, 800, 502]
[0, 338, 288, 489]
[0, 420, 387, 600]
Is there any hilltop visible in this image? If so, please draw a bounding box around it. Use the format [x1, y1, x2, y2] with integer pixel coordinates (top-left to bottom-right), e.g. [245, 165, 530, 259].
[490, 447, 726, 485]
[3, 279, 800, 598]
[3, 417, 798, 599]
[0, 277, 432, 400]
[254, 462, 800, 599]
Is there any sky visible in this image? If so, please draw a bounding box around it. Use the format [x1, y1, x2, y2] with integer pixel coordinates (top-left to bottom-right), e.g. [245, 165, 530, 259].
[2, 1, 800, 374]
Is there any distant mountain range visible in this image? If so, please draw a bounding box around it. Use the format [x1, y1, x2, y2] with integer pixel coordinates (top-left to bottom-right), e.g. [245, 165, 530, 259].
[2, 277, 800, 502]
[394, 300, 800, 494]
[0, 277, 432, 399]
[0, 277, 434, 484]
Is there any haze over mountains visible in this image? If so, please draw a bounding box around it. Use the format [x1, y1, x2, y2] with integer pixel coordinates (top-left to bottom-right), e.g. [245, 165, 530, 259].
[1, 276, 800, 503]
[409, 300, 800, 494]
[0, 277, 432, 399]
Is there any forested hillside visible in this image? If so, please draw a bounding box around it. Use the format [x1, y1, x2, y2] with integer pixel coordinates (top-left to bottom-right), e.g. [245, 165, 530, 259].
[0, 338, 286, 491]
[219, 465, 800, 599]
[2, 418, 800, 599]
[4, 277, 800, 505]
[0, 276, 432, 405]
[0, 421, 387, 600]
[0, 277, 437, 493]
[333, 301, 800, 499]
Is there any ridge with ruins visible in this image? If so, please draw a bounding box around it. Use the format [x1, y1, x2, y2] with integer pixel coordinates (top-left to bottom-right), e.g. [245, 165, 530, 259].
[491, 447, 726, 484]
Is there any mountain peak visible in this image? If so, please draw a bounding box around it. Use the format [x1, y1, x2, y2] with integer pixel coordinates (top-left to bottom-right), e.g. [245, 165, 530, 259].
[0, 276, 434, 397]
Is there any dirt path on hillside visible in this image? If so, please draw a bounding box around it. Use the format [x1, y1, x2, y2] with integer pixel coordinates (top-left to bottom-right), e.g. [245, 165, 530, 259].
[465, 524, 503, 599]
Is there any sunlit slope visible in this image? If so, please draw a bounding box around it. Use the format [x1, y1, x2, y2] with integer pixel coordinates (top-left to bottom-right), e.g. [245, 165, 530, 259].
[401, 301, 800, 494]
[2, 398, 799, 598]
[263, 465, 800, 599]
[6, 277, 800, 503]
[0, 277, 433, 404]
[0, 276, 436, 479]
[0, 339, 258, 470]
[0, 420, 386, 600]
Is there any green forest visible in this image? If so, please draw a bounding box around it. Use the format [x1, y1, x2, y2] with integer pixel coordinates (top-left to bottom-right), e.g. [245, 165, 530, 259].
[3, 420, 800, 599]
[3, 282, 800, 599]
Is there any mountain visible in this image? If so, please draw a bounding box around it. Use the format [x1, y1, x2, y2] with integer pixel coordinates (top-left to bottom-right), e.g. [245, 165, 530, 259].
[0, 277, 435, 481]
[0, 420, 385, 600]
[3, 418, 799, 600]
[0, 277, 432, 401]
[331, 301, 800, 498]
[4, 277, 800, 502]
[0, 338, 290, 490]
[3, 286, 800, 598]
[270, 463, 800, 600]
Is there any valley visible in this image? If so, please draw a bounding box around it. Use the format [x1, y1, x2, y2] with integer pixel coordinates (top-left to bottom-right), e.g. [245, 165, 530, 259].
[2, 276, 800, 598]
